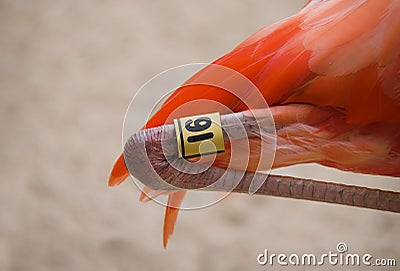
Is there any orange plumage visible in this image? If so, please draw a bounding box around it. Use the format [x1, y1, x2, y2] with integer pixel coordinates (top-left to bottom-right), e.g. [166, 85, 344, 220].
[109, 0, 400, 247]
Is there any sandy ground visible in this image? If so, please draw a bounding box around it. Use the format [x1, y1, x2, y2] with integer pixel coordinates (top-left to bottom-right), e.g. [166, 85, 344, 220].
[1, 0, 399, 270]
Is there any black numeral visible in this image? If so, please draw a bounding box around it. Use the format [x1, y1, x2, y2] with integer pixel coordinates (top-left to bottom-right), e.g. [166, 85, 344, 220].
[187, 132, 214, 143]
[184, 117, 215, 144]
[185, 117, 212, 132]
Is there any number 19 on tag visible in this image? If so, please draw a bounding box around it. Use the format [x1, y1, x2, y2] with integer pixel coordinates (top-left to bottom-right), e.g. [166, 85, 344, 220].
[174, 112, 225, 159]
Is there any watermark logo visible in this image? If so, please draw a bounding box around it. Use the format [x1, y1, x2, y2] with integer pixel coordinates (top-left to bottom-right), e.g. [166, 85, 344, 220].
[336, 242, 348, 253]
[257, 242, 397, 267]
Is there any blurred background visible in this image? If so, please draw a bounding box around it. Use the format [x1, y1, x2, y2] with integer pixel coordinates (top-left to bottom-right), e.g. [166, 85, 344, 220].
[1, 0, 399, 270]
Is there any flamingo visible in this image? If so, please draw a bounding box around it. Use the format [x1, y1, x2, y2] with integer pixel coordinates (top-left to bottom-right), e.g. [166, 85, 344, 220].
[109, 0, 400, 247]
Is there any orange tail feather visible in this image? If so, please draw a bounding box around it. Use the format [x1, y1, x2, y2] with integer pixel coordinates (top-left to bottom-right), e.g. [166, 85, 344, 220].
[108, 154, 129, 186]
[163, 190, 186, 248]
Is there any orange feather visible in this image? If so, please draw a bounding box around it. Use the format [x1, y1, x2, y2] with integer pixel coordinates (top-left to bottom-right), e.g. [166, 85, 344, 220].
[109, 0, 400, 247]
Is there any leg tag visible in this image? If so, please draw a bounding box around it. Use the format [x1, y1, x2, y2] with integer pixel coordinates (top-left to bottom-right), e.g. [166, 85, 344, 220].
[174, 112, 225, 159]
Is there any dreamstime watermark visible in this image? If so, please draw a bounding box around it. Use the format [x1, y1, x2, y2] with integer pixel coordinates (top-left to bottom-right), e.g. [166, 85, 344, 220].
[257, 242, 397, 267]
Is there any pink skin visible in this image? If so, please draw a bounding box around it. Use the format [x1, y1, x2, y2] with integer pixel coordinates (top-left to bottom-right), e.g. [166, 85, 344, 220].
[123, 105, 400, 213]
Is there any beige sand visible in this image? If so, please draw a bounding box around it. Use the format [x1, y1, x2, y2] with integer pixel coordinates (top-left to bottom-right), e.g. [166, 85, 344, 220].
[1, 0, 399, 270]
